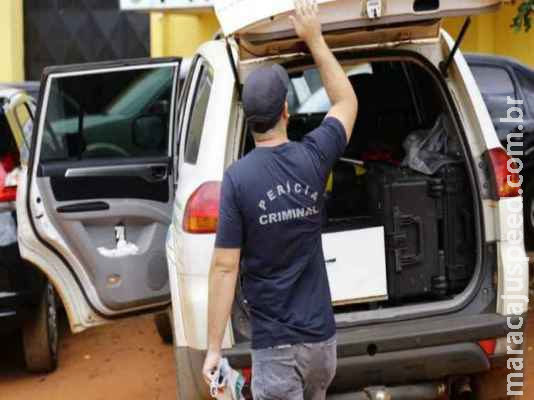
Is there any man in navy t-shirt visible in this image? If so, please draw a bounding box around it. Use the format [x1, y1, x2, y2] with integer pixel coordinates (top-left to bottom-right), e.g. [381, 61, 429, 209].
[203, 1, 358, 398]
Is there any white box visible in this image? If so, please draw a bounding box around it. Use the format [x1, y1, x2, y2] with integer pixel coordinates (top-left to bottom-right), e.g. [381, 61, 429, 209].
[322, 227, 388, 305]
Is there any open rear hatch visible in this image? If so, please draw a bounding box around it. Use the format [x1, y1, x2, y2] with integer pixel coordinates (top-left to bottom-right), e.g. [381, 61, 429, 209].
[215, 0, 507, 58]
[225, 0, 498, 337]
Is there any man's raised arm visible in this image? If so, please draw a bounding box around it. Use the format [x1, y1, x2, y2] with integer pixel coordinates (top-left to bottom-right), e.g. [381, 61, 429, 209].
[290, 0, 358, 142]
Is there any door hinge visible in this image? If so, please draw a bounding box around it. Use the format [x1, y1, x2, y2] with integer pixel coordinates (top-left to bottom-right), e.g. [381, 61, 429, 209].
[366, 0, 383, 19]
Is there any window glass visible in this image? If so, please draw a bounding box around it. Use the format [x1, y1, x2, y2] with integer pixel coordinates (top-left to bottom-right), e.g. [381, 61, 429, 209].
[516, 69, 534, 112]
[184, 64, 213, 165]
[40, 66, 175, 162]
[288, 63, 373, 114]
[471, 66, 515, 96]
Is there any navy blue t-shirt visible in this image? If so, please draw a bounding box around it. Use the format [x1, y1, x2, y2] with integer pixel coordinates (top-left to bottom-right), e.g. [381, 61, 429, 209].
[215, 117, 347, 349]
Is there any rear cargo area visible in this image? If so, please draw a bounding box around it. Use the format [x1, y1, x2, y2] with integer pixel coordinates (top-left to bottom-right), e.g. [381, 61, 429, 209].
[236, 55, 477, 334]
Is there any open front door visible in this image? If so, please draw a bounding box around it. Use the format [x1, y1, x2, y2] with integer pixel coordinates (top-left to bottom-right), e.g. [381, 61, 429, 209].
[22, 58, 182, 320]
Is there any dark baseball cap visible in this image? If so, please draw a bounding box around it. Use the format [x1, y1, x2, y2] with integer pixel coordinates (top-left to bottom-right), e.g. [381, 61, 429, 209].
[242, 64, 290, 134]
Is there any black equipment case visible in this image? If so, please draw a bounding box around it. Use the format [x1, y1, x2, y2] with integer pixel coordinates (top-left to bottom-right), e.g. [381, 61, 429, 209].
[365, 162, 475, 302]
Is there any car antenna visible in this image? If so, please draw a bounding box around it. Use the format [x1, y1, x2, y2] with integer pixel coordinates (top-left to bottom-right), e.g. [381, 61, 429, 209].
[225, 38, 242, 101]
[440, 17, 472, 77]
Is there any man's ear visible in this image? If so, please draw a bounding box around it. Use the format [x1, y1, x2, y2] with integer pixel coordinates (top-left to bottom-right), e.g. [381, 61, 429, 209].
[283, 101, 290, 121]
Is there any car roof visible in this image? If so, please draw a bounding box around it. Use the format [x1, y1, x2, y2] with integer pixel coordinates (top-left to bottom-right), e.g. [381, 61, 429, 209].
[0, 88, 23, 101]
[464, 53, 533, 72]
[0, 82, 40, 101]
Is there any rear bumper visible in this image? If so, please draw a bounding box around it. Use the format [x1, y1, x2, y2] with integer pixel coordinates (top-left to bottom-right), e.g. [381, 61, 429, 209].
[222, 313, 523, 392]
[332, 342, 487, 392]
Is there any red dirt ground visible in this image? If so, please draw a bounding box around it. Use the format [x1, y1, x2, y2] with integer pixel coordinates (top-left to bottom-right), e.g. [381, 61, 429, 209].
[0, 313, 532, 399]
[0, 314, 177, 400]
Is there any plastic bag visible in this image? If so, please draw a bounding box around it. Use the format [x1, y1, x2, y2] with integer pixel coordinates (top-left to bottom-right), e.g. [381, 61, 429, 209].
[210, 358, 245, 400]
[402, 115, 456, 175]
[0, 212, 17, 247]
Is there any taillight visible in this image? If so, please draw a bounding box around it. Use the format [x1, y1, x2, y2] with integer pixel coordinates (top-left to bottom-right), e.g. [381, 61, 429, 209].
[478, 339, 497, 356]
[183, 181, 221, 234]
[487, 148, 522, 198]
[0, 187, 16, 203]
[0, 167, 16, 203]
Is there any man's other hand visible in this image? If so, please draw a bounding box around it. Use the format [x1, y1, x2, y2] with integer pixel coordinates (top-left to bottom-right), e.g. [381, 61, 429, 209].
[202, 350, 222, 386]
[290, 0, 323, 46]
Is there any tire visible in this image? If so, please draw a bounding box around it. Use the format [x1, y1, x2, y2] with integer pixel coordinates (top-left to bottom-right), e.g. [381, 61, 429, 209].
[522, 177, 534, 250]
[22, 281, 59, 373]
[472, 367, 521, 400]
[154, 309, 173, 345]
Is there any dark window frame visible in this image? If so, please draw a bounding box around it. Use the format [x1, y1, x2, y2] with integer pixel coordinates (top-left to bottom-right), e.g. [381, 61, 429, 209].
[39, 66, 176, 162]
[183, 59, 214, 165]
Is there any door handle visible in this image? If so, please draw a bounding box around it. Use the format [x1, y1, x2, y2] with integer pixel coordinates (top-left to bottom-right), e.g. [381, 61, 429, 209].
[57, 202, 110, 213]
[148, 166, 168, 182]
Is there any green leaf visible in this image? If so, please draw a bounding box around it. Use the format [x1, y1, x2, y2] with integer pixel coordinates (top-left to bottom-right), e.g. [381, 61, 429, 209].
[513, 1, 534, 32]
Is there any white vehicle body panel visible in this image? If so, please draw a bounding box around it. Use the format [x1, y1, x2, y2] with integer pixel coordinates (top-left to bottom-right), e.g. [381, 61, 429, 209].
[168, 41, 237, 349]
[215, 0, 507, 37]
[16, 170, 105, 332]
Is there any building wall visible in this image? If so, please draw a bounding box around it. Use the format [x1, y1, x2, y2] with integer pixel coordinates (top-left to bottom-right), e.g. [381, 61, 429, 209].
[0, 1, 24, 82]
[150, 12, 219, 58]
[23, 0, 151, 81]
[1, 3, 534, 83]
[443, 3, 534, 66]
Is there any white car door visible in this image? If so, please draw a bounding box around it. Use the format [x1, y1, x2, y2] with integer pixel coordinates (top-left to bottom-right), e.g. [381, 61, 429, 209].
[18, 58, 183, 330]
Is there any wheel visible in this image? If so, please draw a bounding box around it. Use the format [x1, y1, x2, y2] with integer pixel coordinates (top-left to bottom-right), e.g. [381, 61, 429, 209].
[154, 309, 173, 345]
[522, 177, 534, 250]
[472, 367, 521, 400]
[22, 281, 59, 373]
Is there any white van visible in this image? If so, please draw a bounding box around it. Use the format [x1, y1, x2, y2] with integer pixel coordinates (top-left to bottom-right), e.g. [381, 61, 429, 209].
[17, 1, 529, 398]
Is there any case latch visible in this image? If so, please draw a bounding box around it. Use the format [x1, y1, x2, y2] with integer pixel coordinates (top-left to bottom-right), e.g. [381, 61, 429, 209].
[366, 0, 383, 19]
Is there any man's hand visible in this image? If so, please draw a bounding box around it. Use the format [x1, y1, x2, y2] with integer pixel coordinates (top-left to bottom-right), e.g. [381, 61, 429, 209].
[202, 350, 222, 386]
[290, 0, 323, 47]
[291, 0, 357, 141]
[204, 247, 240, 388]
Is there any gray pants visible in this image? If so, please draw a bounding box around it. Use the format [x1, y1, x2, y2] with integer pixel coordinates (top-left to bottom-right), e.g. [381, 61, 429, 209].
[251, 336, 337, 400]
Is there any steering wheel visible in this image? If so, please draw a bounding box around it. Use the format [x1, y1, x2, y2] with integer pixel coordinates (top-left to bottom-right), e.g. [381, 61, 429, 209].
[84, 143, 131, 158]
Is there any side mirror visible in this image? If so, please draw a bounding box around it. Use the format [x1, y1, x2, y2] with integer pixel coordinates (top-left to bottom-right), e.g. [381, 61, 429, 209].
[132, 115, 166, 151]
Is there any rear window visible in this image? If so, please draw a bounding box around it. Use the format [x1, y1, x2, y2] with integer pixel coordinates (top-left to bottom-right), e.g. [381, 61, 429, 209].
[40, 66, 175, 162]
[471, 65, 515, 96]
[184, 65, 213, 165]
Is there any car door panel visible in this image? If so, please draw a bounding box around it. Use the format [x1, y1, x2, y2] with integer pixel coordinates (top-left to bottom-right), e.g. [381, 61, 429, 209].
[25, 58, 182, 316]
[49, 176, 170, 203]
[38, 156, 172, 202]
[36, 184, 172, 311]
